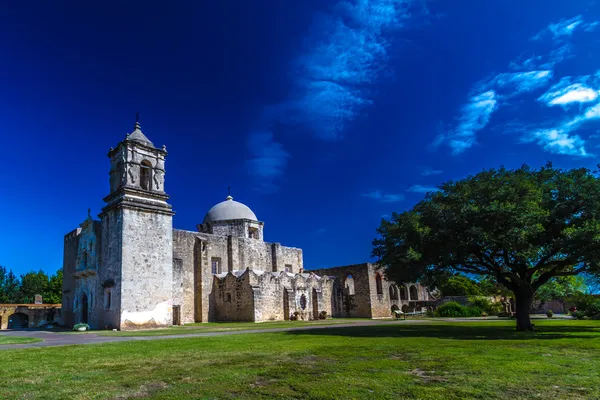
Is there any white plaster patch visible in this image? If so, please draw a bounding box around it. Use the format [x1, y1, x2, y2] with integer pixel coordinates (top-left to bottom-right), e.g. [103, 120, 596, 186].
[121, 300, 172, 326]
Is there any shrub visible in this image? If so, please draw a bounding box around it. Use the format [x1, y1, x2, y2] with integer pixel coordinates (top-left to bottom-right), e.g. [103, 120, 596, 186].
[568, 294, 600, 318]
[435, 301, 467, 317]
[73, 323, 90, 331]
[318, 311, 327, 320]
[466, 306, 483, 317]
[425, 309, 435, 317]
[468, 296, 503, 315]
[572, 310, 586, 320]
[546, 309, 554, 318]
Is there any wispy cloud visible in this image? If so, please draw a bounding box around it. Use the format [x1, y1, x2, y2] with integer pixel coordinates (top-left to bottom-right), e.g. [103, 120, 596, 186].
[363, 190, 405, 203]
[538, 74, 600, 107]
[407, 184, 438, 193]
[247, 0, 425, 190]
[246, 132, 290, 191]
[523, 129, 588, 157]
[531, 15, 598, 41]
[286, 0, 424, 141]
[421, 168, 443, 176]
[438, 14, 599, 157]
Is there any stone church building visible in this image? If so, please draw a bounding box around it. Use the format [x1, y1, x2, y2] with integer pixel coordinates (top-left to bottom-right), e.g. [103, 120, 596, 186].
[60, 121, 428, 330]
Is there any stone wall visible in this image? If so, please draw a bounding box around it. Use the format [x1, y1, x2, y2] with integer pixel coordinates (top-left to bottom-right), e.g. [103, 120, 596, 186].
[213, 270, 333, 322]
[311, 263, 430, 319]
[0, 304, 62, 329]
[120, 208, 173, 329]
[172, 229, 200, 324]
[61, 228, 81, 327]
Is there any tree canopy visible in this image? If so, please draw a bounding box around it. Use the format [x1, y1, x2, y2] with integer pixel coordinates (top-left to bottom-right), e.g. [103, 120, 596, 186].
[438, 275, 482, 297]
[0, 266, 62, 304]
[373, 164, 600, 331]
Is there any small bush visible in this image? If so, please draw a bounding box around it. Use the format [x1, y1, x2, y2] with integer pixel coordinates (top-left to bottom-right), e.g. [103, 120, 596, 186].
[318, 311, 327, 320]
[466, 306, 483, 317]
[425, 309, 435, 317]
[73, 323, 90, 331]
[546, 309, 554, 318]
[435, 301, 468, 317]
[468, 296, 503, 315]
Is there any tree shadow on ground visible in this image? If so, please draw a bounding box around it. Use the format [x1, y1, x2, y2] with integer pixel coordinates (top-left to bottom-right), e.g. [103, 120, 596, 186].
[284, 323, 600, 341]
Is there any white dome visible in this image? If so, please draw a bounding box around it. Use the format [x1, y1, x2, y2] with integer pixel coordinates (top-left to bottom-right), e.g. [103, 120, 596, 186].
[203, 196, 258, 223]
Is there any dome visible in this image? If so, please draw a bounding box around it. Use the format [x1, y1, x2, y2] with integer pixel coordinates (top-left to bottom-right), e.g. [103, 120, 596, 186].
[203, 195, 258, 223]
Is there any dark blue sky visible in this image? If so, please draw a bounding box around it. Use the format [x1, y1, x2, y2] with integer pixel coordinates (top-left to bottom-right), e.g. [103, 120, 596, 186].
[1, 1, 600, 276]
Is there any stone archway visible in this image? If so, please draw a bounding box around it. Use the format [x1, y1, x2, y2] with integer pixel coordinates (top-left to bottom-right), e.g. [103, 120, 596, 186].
[8, 313, 29, 329]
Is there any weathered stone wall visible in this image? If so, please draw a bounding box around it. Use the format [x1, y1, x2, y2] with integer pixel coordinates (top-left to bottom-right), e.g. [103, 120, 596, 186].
[172, 229, 200, 324]
[311, 263, 430, 319]
[61, 228, 80, 327]
[213, 270, 332, 322]
[99, 207, 124, 329]
[0, 305, 62, 329]
[311, 263, 374, 318]
[120, 208, 173, 329]
[271, 244, 303, 273]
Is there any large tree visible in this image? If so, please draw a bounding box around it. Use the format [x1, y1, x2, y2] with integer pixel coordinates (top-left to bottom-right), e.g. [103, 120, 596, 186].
[0, 266, 21, 303]
[373, 164, 600, 331]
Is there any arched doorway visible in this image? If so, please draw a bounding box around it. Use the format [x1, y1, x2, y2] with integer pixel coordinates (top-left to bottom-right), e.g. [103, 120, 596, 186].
[81, 293, 89, 324]
[409, 285, 418, 301]
[283, 289, 290, 320]
[312, 289, 319, 320]
[8, 313, 29, 329]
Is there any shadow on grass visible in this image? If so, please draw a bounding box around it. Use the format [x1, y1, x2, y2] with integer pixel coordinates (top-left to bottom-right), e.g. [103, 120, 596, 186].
[284, 323, 600, 341]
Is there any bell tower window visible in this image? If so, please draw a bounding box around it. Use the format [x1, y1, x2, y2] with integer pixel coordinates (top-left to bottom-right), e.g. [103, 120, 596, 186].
[140, 160, 152, 190]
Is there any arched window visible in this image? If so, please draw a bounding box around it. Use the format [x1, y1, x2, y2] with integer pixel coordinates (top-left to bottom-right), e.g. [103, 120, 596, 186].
[376, 274, 383, 295]
[389, 285, 399, 300]
[400, 286, 408, 300]
[409, 285, 419, 300]
[140, 160, 152, 190]
[344, 274, 355, 295]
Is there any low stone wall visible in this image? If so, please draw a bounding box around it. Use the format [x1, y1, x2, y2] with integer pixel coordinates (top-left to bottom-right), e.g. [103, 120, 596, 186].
[0, 304, 62, 329]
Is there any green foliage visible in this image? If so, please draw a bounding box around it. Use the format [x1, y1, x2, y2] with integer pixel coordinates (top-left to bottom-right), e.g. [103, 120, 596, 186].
[373, 163, 600, 330]
[568, 293, 600, 319]
[439, 275, 482, 296]
[73, 323, 90, 331]
[546, 309, 554, 318]
[434, 301, 483, 318]
[0, 266, 62, 304]
[0, 266, 21, 303]
[468, 296, 503, 315]
[535, 276, 588, 302]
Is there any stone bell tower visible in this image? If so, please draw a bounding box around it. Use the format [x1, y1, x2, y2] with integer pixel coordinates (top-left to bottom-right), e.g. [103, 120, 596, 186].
[99, 116, 174, 330]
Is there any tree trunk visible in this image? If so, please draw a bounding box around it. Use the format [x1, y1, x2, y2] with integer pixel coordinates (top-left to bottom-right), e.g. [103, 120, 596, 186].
[514, 289, 535, 331]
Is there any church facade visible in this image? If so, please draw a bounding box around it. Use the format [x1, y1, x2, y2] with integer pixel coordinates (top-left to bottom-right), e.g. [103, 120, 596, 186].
[61, 121, 428, 330]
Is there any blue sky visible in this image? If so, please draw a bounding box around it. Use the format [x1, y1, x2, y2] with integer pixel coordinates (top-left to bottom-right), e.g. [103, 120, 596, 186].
[1, 1, 600, 276]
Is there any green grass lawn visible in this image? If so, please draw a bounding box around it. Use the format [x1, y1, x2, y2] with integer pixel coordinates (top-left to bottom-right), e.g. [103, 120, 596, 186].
[2, 320, 599, 399]
[95, 318, 370, 337]
[0, 335, 41, 345]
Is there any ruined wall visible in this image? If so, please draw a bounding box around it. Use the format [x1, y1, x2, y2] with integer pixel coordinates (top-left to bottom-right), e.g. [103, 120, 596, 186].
[237, 238, 273, 271]
[212, 272, 256, 321]
[120, 208, 173, 329]
[213, 270, 333, 323]
[61, 228, 80, 327]
[0, 305, 62, 329]
[311, 263, 374, 318]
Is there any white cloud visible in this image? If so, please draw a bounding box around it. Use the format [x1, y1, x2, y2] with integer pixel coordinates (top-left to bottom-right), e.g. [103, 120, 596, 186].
[538, 74, 600, 107]
[407, 184, 438, 193]
[446, 90, 497, 154]
[539, 83, 598, 106]
[526, 129, 588, 156]
[531, 15, 598, 41]
[362, 190, 405, 203]
[487, 70, 553, 95]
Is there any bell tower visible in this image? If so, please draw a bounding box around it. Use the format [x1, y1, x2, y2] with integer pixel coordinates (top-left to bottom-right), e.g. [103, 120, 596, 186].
[99, 116, 174, 330]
